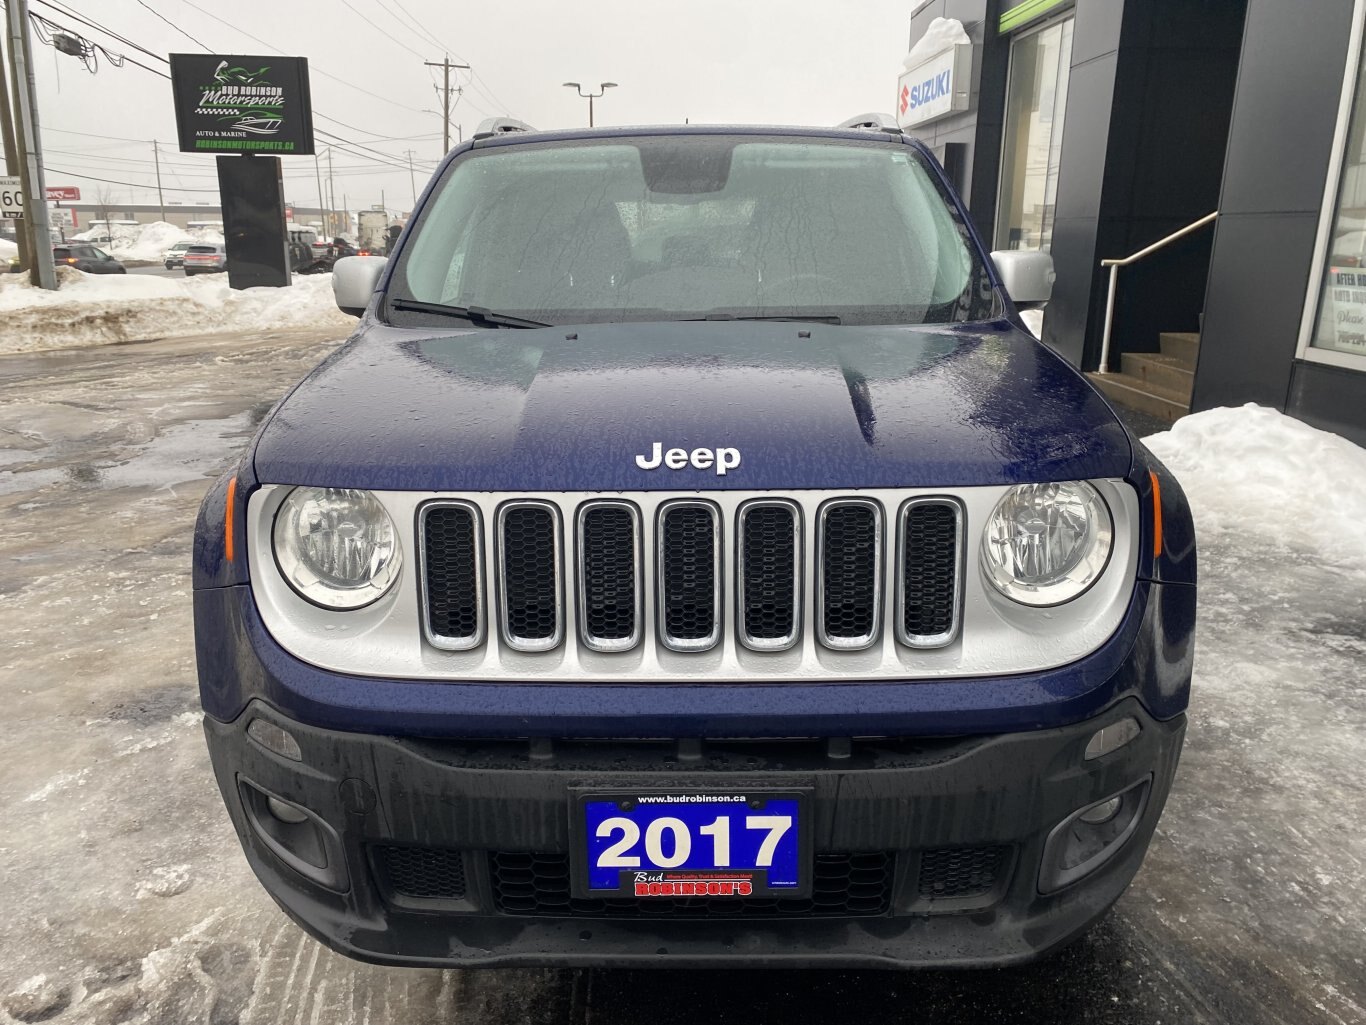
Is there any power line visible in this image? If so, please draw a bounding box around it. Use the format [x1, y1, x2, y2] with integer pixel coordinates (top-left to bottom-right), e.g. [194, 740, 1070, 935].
[134, 0, 209, 49]
[32, 0, 164, 64]
[179, 0, 431, 117]
[41, 166, 220, 192]
[339, 0, 423, 60]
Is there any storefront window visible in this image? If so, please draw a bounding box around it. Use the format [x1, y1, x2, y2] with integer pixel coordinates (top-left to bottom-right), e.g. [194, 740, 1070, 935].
[1310, 32, 1366, 360]
[995, 18, 1074, 252]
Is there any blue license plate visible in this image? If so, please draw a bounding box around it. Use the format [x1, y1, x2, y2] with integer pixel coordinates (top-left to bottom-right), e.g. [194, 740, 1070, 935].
[579, 791, 806, 897]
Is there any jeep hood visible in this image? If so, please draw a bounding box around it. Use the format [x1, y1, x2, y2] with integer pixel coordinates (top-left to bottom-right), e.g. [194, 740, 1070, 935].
[251, 320, 1131, 491]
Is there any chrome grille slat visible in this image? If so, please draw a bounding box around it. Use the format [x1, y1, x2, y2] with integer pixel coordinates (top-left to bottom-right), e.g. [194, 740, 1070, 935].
[896, 498, 964, 649]
[816, 499, 882, 650]
[496, 501, 563, 652]
[737, 500, 801, 651]
[577, 501, 642, 652]
[657, 501, 722, 651]
[418, 492, 966, 658]
[418, 501, 484, 650]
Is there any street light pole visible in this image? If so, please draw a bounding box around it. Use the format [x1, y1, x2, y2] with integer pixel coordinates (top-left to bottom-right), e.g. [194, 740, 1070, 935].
[563, 81, 617, 128]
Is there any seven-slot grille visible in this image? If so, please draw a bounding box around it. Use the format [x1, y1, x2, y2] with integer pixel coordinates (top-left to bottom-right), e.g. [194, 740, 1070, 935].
[419, 496, 962, 655]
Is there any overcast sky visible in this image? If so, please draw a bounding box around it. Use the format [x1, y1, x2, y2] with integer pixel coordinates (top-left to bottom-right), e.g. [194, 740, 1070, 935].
[14, 0, 921, 216]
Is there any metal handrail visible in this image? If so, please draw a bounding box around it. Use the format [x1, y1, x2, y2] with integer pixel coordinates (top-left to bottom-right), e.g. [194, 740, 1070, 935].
[1097, 211, 1218, 373]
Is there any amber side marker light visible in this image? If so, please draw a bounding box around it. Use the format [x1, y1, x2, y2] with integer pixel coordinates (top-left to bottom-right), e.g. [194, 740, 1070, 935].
[225, 476, 238, 563]
[1149, 470, 1163, 558]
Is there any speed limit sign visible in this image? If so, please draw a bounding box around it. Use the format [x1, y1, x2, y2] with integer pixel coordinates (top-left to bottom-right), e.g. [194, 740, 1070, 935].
[0, 176, 24, 218]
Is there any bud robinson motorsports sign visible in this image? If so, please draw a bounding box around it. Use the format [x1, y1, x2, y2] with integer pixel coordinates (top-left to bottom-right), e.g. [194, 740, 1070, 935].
[170, 54, 314, 155]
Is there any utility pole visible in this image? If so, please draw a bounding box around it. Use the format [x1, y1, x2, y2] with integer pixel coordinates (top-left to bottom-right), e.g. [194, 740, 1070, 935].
[424, 54, 469, 152]
[326, 147, 335, 236]
[313, 146, 325, 235]
[0, 26, 31, 272]
[404, 148, 417, 207]
[6, 0, 55, 289]
[152, 140, 166, 223]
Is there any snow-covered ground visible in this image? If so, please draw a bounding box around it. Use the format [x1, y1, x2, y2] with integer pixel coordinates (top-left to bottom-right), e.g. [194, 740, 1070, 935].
[0, 269, 354, 353]
[0, 238, 17, 263]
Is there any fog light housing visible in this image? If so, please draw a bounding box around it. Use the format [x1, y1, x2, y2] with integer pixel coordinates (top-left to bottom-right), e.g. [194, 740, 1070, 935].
[267, 796, 310, 824]
[1078, 796, 1121, 824]
[1039, 777, 1151, 893]
[238, 779, 347, 892]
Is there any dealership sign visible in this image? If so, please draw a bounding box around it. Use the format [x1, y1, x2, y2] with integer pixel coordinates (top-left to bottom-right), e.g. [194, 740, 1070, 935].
[897, 43, 972, 129]
[169, 53, 315, 155]
[46, 186, 80, 201]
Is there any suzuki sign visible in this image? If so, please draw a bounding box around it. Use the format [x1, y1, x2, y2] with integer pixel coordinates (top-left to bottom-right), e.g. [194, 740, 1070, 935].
[897, 43, 972, 130]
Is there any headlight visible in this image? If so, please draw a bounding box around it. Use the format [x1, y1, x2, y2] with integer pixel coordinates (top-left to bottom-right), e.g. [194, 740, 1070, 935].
[273, 487, 402, 609]
[982, 481, 1113, 606]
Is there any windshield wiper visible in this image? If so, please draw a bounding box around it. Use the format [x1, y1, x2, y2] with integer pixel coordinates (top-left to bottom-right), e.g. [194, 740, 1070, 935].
[390, 298, 551, 329]
[682, 312, 843, 325]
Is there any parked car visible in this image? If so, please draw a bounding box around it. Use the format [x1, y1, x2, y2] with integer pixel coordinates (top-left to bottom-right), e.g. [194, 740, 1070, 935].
[183, 244, 227, 276]
[193, 116, 1196, 970]
[163, 241, 195, 269]
[52, 244, 125, 274]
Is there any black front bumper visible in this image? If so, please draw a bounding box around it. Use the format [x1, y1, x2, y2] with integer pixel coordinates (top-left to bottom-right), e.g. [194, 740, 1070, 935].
[203, 697, 1184, 968]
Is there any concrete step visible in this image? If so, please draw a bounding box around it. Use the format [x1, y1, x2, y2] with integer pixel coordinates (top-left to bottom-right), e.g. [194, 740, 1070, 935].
[1121, 352, 1195, 400]
[1086, 371, 1190, 423]
[1158, 331, 1200, 369]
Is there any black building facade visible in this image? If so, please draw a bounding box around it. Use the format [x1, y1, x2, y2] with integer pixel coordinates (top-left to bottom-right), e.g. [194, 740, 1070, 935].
[903, 0, 1366, 446]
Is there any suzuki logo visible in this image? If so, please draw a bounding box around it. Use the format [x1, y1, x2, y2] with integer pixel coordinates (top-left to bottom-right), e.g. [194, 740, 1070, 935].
[635, 443, 741, 476]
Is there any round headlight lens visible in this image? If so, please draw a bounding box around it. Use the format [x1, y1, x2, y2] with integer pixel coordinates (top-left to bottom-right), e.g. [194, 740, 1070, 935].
[273, 487, 401, 609]
[982, 481, 1113, 606]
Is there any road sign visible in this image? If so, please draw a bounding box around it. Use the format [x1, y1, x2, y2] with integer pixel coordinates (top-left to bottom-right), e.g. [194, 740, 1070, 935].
[45, 186, 80, 202]
[1, 176, 24, 218]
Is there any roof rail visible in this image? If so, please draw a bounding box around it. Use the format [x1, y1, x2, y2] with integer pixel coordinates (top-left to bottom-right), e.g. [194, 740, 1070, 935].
[472, 117, 538, 140]
[834, 112, 902, 134]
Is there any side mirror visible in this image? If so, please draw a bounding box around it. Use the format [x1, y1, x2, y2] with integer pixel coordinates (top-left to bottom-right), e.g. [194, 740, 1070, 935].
[332, 255, 387, 317]
[990, 250, 1055, 307]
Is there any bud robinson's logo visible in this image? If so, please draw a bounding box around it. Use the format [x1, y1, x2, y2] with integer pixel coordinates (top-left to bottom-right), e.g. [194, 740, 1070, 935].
[194, 61, 285, 137]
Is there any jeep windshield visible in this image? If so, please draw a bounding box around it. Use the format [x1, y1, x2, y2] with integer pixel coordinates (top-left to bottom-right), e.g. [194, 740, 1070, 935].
[386, 133, 997, 328]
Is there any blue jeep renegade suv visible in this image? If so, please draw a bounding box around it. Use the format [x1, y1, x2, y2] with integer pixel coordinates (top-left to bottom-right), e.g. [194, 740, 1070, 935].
[192, 117, 1196, 968]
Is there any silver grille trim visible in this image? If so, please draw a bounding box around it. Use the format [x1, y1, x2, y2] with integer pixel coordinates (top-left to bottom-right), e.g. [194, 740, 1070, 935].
[895, 497, 966, 650]
[657, 500, 723, 652]
[495, 500, 564, 653]
[576, 500, 643, 653]
[244, 483, 1142, 683]
[417, 499, 485, 651]
[736, 499, 803, 652]
[815, 498, 883, 651]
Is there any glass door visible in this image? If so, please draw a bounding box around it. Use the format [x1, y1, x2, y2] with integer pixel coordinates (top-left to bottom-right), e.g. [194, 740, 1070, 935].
[996, 17, 1075, 252]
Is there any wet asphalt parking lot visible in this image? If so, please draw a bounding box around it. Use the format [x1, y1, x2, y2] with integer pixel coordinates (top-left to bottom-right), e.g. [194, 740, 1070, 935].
[0, 329, 1362, 1025]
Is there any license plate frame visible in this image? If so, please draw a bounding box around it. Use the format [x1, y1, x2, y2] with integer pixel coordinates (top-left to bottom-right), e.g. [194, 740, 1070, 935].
[569, 788, 812, 899]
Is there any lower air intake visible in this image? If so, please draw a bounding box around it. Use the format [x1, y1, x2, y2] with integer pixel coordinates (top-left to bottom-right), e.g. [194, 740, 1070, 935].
[490, 850, 893, 919]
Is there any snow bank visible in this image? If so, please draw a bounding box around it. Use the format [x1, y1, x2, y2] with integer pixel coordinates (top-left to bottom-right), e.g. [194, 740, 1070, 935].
[71, 221, 225, 261]
[904, 17, 971, 68]
[0, 268, 354, 352]
[0, 237, 16, 261]
[1144, 404, 1366, 571]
